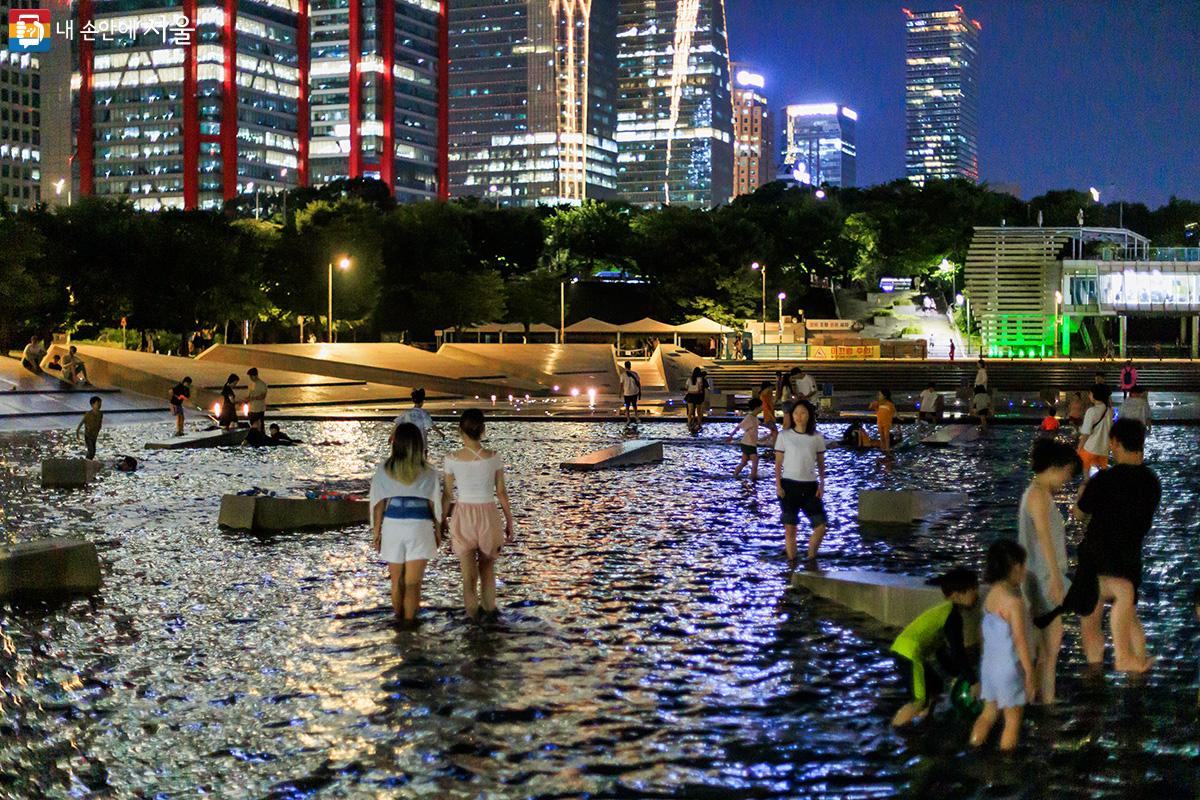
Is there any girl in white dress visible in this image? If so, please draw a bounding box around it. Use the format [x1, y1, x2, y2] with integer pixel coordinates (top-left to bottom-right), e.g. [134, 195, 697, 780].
[442, 409, 514, 620]
[370, 422, 442, 626]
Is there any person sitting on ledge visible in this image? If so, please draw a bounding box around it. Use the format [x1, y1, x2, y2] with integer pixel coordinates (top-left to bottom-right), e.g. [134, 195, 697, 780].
[20, 335, 46, 375]
[45, 354, 63, 373]
[61, 346, 91, 386]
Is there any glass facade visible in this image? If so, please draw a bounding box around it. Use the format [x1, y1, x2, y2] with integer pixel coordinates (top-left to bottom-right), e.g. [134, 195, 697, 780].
[309, 0, 440, 203]
[82, 0, 302, 209]
[0, 0, 42, 208]
[615, 0, 733, 208]
[780, 103, 856, 188]
[447, 0, 617, 207]
[903, 6, 979, 186]
[731, 65, 769, 198]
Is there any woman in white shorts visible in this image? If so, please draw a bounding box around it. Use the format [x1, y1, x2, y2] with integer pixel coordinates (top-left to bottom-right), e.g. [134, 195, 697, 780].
[442, 409, 514, 621]
[370, 422, 442, 626]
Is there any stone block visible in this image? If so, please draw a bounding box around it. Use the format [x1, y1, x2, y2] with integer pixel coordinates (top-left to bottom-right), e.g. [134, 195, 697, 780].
[0, 537, 101, 601]
[561, 440, 664, 471]
[145, 428, 249, 450]
[218, 495, 370, 532]
[791, 569, 945, 628]
[858, 489, 967, 523]
[921, 424, 981, 447]
[41, 458, 101, 489]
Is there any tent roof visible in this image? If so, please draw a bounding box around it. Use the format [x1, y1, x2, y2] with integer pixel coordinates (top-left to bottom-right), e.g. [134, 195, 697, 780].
[455, 322, 558, 333]
[674, 316, 735, 334]
[617, 317, 678, 334]
[563, 317, 621, 333]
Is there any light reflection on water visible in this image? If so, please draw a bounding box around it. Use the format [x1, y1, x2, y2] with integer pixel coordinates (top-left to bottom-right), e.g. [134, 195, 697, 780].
[0, 421, 1196, 797]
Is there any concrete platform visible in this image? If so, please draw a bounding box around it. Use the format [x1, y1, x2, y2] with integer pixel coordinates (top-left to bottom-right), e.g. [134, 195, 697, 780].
[41, 458, 101, 488]
[922, 423, 982, 446]
[145, 428, 250, 449]
[561, 439, 664, 471]
[218, 494, 369, 531]
[791, 569, 945, 628]
[198, 343, 544, 397]
[0, 537, 102, 601]
[858, 489, 967, 523]
[438, 343, 621, 395]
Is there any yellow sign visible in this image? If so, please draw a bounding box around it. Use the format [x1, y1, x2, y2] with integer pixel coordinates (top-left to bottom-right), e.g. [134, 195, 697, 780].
[809, 344, 881, 360]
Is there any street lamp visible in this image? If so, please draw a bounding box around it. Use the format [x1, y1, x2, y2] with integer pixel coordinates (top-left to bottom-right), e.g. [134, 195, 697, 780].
[328, 256, 351, 343]
[750, 261, 766, 334]
[1089, 186, 1101, 203]
[559, 276, 579, 344]
[777, 291, 786, 335]
[814, 189, 826, 200]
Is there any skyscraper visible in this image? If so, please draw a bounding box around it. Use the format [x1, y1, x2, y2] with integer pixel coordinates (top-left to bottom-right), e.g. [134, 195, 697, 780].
[308, 0, 443, 202]
[447, 0, 618, 206]
[904, 5, 980, 186]
[1, 0, 43, 209]
[731, 65, 770, 199]
[77, 0, 305, 210]
[780, 103, 856, 189]
[615, 0, 734, 208]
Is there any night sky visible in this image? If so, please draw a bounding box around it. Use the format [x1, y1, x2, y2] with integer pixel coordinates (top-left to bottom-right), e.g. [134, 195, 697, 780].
[726, 0, 1200, 207]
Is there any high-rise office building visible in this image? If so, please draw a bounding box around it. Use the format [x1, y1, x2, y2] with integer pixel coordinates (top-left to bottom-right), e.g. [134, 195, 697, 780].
[38, 0, 73, 206]
[780, 103, 856, 188]
[616, 0, 734, 208]
[1, 0, 43, 209]
[904, 5, 980, 186]
[309, 0, 443, 202]
[731, 65, 770, 199]
[78, 0, 305, 210]
[447, 0, 618, 206]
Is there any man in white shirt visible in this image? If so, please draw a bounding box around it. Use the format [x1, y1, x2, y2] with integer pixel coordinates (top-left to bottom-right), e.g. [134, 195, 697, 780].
[246, 367, 269, 429]
[20, 336, 47, 375]
[918, 382, 942, 423]
[619, 361, 642, 424]
[788, 367, 818, 403]
[974, 359, 988, 390]
[395, 387, 443, 450]
[60, 346, 91, 386]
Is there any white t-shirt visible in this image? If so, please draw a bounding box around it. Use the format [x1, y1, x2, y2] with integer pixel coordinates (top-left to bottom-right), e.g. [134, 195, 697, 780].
[1119, 396, 1151, 426]
[368, 463, 442, 521]
[1080, 403, 1113, 455]
[444, 452, 502, 504]
[686, 377, 707, 395]
[21, 342, 46, 364]
[971, 392, 991, 414]
[620, 370, 641, 396]
[394, 407, 434, 442]
[774, 428, 826, 482]
[247, 377, 269, 413]
[792, 374, 817, 399]
[974, 367, 988, 388]
[919, 389, 939, 412]
[738, 412, 760, 445]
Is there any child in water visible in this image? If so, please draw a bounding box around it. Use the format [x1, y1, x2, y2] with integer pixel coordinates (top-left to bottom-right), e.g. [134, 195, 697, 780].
[727, 397, 763, 480]
[970, 540, 1036, 752]
[971, 386, 992, 429]
[891, 567, 981, 727]
[1039, 405, 1061, 434]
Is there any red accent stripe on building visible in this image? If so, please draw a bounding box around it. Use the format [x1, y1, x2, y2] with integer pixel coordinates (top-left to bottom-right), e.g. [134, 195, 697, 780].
[380, 0, 395, 191]
[347, 0, 361, 177]
[77, 0, 94, 197]
[297, 0, 310, 187]
[222, 0, 238, 202]
[437, 0, 449, 200]
[182, 0, 199, 208]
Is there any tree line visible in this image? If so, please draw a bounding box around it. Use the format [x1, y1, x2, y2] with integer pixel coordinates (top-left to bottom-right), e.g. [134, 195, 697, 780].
[2, 177, 1196, 353]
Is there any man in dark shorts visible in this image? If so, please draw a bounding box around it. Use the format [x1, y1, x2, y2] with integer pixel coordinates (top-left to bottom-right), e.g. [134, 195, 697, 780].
[619, 361, 641, 424]
[1074, 417, 1159, 672]
[169, 376, 192, 436]
[246, 367, 268, 430]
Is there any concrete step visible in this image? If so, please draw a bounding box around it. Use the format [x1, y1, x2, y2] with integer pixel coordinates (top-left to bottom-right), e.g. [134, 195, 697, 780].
[145, 428, 250, 449]
[791, 569, 945, 628]
[41, 458, 101, 488]
[218, 495, 369, 531]
[561, 439, 664, 471]
[0, 537, 102, 601]
[921, 424, 982, 446]
[858, 489, 967, 523]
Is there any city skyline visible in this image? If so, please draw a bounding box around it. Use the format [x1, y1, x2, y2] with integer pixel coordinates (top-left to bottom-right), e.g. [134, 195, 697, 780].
[727, 0, 1200, 206]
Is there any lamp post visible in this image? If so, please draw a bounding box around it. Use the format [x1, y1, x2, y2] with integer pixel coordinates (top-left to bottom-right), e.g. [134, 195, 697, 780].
[328, 256, 351, 343]
[1054, 289, 1063, 358]
[751, 261, 766, 336]
[777, 291, 786, 335]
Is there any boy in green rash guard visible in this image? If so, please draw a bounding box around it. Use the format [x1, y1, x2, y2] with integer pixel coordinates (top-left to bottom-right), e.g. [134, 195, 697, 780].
[891, 568, 981, 727]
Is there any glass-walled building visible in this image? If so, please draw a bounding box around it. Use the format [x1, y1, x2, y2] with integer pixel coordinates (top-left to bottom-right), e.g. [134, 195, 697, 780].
[308, 0, 442, 202]
[903, 6, 980, 186]
[447, 0, 618, 206]
[0, 43, 40, 208]
[779, 102, 856, 188]
[78, 0, 304, 209]
[731, 66, 770, 199]
[615, 0, 733, 208]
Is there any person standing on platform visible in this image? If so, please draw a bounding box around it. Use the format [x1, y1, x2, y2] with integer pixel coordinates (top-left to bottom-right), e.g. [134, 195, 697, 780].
[1119, 360, 1138, 399]
[774, 399, 828, 563]
[868, 388, 898, 451]
[218, 374, 240, 429]
[788, 366, 818, 404]
[620, 361, 642, 425]
[246, 368, 268, 430]
[972, 386, 993, 430]
[974, 359, 988, 391]
[76, 396, 104, 459]
[20, 336, 46, 375]
[1120, 385, 1152, 431]
[1077, 385, 1113, 476]
[918, 382, 941, 424]
[169, 376, 192, 436]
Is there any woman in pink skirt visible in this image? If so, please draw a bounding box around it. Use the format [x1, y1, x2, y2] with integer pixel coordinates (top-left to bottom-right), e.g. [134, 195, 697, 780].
[442, 408, 514, 620]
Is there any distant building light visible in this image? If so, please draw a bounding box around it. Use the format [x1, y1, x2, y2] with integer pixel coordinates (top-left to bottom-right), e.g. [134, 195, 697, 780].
[841, 107, 858, 121]
[736, 70, 765, 89]
[786, 102, 840, 118]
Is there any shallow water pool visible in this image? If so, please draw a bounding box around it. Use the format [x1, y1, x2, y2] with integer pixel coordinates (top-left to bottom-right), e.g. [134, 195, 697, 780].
[0, 420, 1197, 798]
